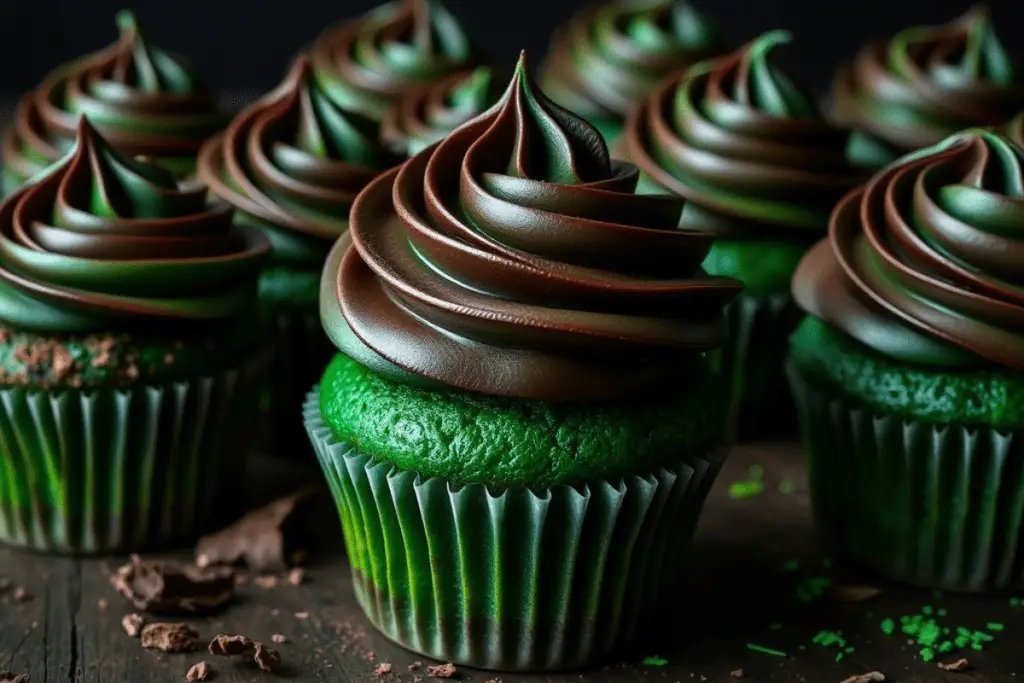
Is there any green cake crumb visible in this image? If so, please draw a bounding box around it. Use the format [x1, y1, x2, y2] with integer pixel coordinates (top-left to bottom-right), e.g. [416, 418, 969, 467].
[746, 643, 787, 658]
[641, 656, 668, 666]
[879, 603, 1005, 660]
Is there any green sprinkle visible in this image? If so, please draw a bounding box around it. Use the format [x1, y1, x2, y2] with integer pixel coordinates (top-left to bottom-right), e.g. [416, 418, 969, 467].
[747, 643, 787, 658]
[939, 641, 953, 653]
[729, 479, 765, 499]
[641, 656, 668, 666]
[835, 652, 844, 662]
[845, 647, 856, 653]
[920, 648, 935, 662]
[881, 618, 895, 635]
[987, 622, 1005, 632]
[749, 464, 765, 479]
[972, 642, 984, 651]
[778, 479, 796, 494]
[922, 605, 933, 615]
[973, 631, 994, 642]
[938, 608, 948, 617]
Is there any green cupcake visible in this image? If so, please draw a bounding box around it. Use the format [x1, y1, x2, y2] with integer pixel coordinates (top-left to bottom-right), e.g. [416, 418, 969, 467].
[830, 6, 1024, 169]
[1, 11, 227, 196]
[539, 0, 724, 149]
[305, 52, 740, 670]
[789, 129, 1024, 592]
[0, 118, 269, 554]
[620, 31, 866, 438]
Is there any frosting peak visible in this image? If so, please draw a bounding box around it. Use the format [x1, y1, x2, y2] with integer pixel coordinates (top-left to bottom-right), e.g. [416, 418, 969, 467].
[323, 52, 741, 401]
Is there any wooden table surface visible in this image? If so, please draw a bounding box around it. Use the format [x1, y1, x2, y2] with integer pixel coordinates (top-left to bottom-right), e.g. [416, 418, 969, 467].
[0, 442, 1020, 683]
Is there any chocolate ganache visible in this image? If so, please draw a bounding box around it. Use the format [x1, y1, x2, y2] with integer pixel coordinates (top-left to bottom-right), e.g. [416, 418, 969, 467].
[321, 52, 742, 402]
[623, 30, 863, 238]
[309, 0, 480, 123]
[793, 129, 1024, 370]
[1, 11, 225, 189]
[380, 66, 500, 157]
[831, 6, 1024, 159]
[540, 0, 723, 124]
[0, 118, 268, 334]
[198, 56, 398, 269]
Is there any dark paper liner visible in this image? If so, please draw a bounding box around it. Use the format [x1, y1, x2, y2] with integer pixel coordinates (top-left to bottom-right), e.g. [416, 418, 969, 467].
[788, 363, 1024, 593]
[718, 291, 803, 440]
[0, 351, 267, 554]
[304, 389, 725, 671]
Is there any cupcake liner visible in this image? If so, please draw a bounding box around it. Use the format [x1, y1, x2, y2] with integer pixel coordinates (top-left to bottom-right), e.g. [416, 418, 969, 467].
[788, 363, 1024, 592]
[0, 350, 268, 554]
[304, 388, 725, 671]
[718, 291, 803, 440]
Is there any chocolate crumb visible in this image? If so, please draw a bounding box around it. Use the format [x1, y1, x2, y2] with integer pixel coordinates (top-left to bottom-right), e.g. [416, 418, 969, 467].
[209, 634, 255, 657]
[374, 663, 393, 676]
[408, 662, 423, 671]
[730, 670, 744, 678]
[13, 587, 31, 602]
[295, 611, 309, 620]
[185, 661, 211, 681]
[253, 575, 278, 589]
[253, 643, 282, 672]
[839, 674, 885, 683]
[51, 346, 72, 379]
[288, 568, 305, 586]
[427, 663, 457, 679]
[110, 555, 234, 615]
[938, 658, 969, 672]
[140, 623, 199, 653]
[0, 670, 29, 683]
[829, 585, 882, 603]
[122, 613, 146, 637]
[271, 633, 287, 644]
[195, 489, 316, 574]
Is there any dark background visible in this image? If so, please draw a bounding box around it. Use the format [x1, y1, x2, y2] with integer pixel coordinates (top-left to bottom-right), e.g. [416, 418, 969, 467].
[1, 0, 1022, 100]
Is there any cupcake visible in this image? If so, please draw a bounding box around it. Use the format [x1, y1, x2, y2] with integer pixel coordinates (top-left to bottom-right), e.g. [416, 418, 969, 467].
[380, 66, 500, 157]
[0, 118, 269, 554]
[305, 52, 740, 670]
[1, 11, 226, 196]
[789, 129, 1024, 592]
[309, 0, 482, 123]
[539, 0, 724, 147]
[198, 56, 399, 458]
[619, 31, 865, 437]
[831, 6, 1024, 169]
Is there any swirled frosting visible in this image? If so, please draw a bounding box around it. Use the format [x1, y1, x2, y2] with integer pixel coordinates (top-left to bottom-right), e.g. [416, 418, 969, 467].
[831, 7, 1024, 160]
[622, 31, 864, 238]
[0, 118, 268, 334]
[793, 129, 1024, 370]
[1, 11, 225, 188]
[539, 0, 723, 123]
[322, 52, 742, 402]
[198, 56, 399, 269]
[309, 0, 480, 123]
[380, 66, 499, 157]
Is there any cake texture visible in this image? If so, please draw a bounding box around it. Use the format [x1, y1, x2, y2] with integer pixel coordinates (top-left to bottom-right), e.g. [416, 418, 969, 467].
[1, 11, 225, 196]
[620, 30, 865, 437]
[789, 128, 1024, 592]
[306, 51, 739, 670]
[539, 0, 724, 147]
[831, 6, 1024, 168]
[0, 118, 268, 553]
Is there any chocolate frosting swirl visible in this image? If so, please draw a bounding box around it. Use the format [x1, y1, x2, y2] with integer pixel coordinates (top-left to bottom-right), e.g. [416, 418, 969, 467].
[198, 56, 399, 268]
[831, 6, 1024, 157]
[622, 31, 864, 238]
[1, 11, 226, 186]
[793, 129, 1024, 370]
[0, 118, 268, 334]
[309, 0, 480, 123]
[322, 53, 741, 402]
[380, 66, 499, 157]
[539, 0, 723, 122]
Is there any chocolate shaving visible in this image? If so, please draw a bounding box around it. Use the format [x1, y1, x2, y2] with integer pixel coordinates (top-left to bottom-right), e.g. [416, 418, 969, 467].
[208, 634, 281, 673]
[185, 661, 211, 681]
[427, 663, 457, 678]
[938, 658, 969, 671]
[122, 613, 145, 637]
[110, 555, 234, 615]
[253, 643, 282, 672]
[839, 674, 885, 683]
[829, 585, 882, 603]
[0, 671, 29, 683]
[140, 623, 199, 653]
[195, 489, 316, 573]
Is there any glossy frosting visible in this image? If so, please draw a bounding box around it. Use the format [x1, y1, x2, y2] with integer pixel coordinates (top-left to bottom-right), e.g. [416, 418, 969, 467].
[832, 7, 1024, 155]
[540, 0, 722, 123]
[793, 129, 1024, 370]
[322, 53, 742, 401]
[380, 66, 499, 157]
[0, 118, 268, 334]
[310, 0, 480, 123]
[622, 31, 863, 238]
[198, 56, 398, 269]
[1, 11, 225, 187]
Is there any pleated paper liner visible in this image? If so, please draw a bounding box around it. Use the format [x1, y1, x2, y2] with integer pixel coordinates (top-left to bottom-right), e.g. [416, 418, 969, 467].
[788, 363, 1024, 593]
[304, 389, 726, 671]
[0, 349, 268, 554]
[717, 292, 803, 440]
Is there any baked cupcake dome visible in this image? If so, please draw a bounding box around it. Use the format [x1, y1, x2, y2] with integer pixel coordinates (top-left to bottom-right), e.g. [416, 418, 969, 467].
[831, 6, 1024, 168]
[539, 0, 724, 147]
[0, 11, 225, 196]
[0, 118, 269, 553]
[198, 55, 399, 456]
[621, 30, 865, 437]
[306, 51, 739, 670]
[309, 0, 482, 123]
[789, 129, 1024, 592]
